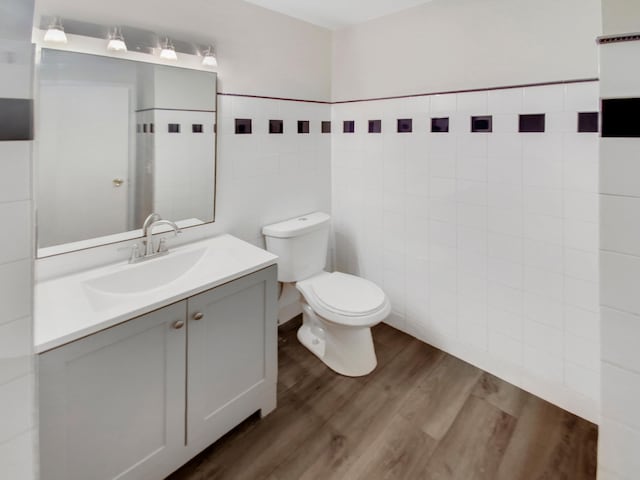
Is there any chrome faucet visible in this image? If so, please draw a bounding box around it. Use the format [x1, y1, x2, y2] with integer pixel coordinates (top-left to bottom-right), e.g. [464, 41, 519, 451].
[145, 219, 181, 255]
[130, 213, 182, 263]
[142, 213, 161, 237]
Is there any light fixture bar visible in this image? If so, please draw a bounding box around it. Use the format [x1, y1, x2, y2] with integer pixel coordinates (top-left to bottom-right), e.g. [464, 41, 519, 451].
[38, 18, 219, 67]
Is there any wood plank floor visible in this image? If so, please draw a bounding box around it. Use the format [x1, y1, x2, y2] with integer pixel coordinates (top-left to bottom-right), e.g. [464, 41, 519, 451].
[168, 319, 598, 480]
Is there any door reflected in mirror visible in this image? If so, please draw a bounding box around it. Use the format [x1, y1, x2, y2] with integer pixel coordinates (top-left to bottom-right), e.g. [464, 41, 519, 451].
[36, 49, 217, 256]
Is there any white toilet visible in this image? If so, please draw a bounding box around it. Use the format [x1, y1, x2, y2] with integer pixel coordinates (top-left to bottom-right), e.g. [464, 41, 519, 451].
[262, 212, 391, 377]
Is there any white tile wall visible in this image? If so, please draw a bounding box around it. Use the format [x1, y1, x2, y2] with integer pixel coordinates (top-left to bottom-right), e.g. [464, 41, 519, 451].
[599, 469, 635, 480]
[0, 142, 31, 203]
[601, 138, 640, 197]
[601, 194, 640, 257]
[598, 39, 640, 480]
[601, 252, 640, 315]
[0, 172, 35, 474]
[602, 363, 640, 429]
[331, 82, 600, 422]
[602, 307, 640, 374]
[152, 110, 216, 223]
[0, 20, 36, 479]
[0, 430, 35, 479]
[599, 418, 640, 478]
[216, 96, 332, 246]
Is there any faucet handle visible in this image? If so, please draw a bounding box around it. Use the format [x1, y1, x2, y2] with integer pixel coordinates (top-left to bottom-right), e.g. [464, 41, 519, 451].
[118, 243, 143, 263]
[157, 237, 168, 253]
[129, 243, 141, 262]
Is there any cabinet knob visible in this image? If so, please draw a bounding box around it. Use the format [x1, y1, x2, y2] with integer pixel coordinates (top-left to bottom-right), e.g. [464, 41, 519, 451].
[172, 320, 185, 329]
[192, 312, 204, 321]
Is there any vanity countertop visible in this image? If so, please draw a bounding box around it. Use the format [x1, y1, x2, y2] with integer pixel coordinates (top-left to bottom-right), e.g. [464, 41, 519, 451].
[35, 234, 278, 353]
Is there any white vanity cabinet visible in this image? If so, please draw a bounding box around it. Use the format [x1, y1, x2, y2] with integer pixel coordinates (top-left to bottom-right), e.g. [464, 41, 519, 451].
[39, 265, 277, 480]
[39, 301, 188, 480]
[187, 268, 278, 452]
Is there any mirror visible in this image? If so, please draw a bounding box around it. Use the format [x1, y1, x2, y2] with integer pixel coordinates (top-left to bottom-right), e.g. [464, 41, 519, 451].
[35, 49, 217, 256]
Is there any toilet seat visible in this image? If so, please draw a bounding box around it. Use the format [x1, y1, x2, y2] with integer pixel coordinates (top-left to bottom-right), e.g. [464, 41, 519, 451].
[297, 272, 391, 327]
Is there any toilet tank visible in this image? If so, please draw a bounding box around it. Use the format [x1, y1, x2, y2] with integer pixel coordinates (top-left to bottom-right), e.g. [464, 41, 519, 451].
[262, 212, 330, 282]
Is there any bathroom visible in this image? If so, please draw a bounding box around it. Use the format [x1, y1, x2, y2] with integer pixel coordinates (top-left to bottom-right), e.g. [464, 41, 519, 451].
[1, 0, 639, 478]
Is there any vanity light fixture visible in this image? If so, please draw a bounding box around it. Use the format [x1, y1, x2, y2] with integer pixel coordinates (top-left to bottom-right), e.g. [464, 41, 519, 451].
[201, 45, 218, 67]
[44, 17, 68, 44]
[159, 38, 177, 60]
[107, 27, 127, 52]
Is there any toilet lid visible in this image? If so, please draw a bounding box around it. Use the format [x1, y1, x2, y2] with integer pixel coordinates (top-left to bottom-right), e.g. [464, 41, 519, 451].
[308, 272, 387, 316]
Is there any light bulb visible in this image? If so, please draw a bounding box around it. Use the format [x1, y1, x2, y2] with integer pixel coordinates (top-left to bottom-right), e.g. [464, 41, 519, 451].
[44, 18, 67, 44]
[159, 38, 177, 60]
[202, 46, 217, 67]
[107, 27, 127, 52]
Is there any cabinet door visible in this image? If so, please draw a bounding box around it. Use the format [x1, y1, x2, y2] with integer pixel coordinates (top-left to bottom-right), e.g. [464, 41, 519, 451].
[39, 301, 187, 480]
[187, 265, 277, 451]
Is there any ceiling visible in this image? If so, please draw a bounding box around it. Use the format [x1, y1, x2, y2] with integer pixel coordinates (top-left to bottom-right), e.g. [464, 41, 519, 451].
[243, 0, 434, 29]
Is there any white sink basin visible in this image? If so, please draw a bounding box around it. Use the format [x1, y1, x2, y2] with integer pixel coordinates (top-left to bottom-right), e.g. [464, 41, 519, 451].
[35, 234, 278, 353]
[84, 247, 207, 295]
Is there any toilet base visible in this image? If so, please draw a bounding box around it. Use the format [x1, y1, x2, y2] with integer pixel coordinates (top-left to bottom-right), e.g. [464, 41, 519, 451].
[298, 304, 377, 377]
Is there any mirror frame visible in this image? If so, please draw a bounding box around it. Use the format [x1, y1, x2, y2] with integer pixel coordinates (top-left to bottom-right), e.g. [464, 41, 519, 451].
[33, 34, 218, 259]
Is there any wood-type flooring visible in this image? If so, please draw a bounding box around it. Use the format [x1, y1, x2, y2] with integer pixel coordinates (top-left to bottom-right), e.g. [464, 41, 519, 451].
[169, 318, 597, 480]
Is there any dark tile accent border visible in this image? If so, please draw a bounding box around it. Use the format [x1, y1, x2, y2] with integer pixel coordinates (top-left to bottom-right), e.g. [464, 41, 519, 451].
[431, 117, 449, 133]
[597, 33, 640, 44]
[168, 123, 180, 133]
[269, 119, 283, 134]
[343, 120, 355, 133]
[0, 98, 33, 141]
[219, 79, 598, 106]
[235, 118, 252, 134]
[321, 121, 331, 133]
[298, 120, 310, 134]
[135, 107, 216, 113]
[602, 99, 640, 137]
[368, 120, 381, 133]
[330, 79, 598, 105]
[578, 112, 599, 133]
[471, 116, 492, 133]
[397, 118, 412, 133]
[519, 114, 545, 133]
[218, 92, 329, 104]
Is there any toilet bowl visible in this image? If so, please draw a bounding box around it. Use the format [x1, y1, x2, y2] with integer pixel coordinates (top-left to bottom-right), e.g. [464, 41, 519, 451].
[296, 271, 391, 376]
[262, 212, 391, 377]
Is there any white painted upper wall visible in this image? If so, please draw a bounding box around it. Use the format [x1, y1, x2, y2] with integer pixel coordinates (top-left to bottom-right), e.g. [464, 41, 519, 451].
[332, 0, 602, 101]
[602, 0, 640, 34]
[244, 0, 434, 30]
[35, 0, 603, 102]
[34, 0, 333, 101]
